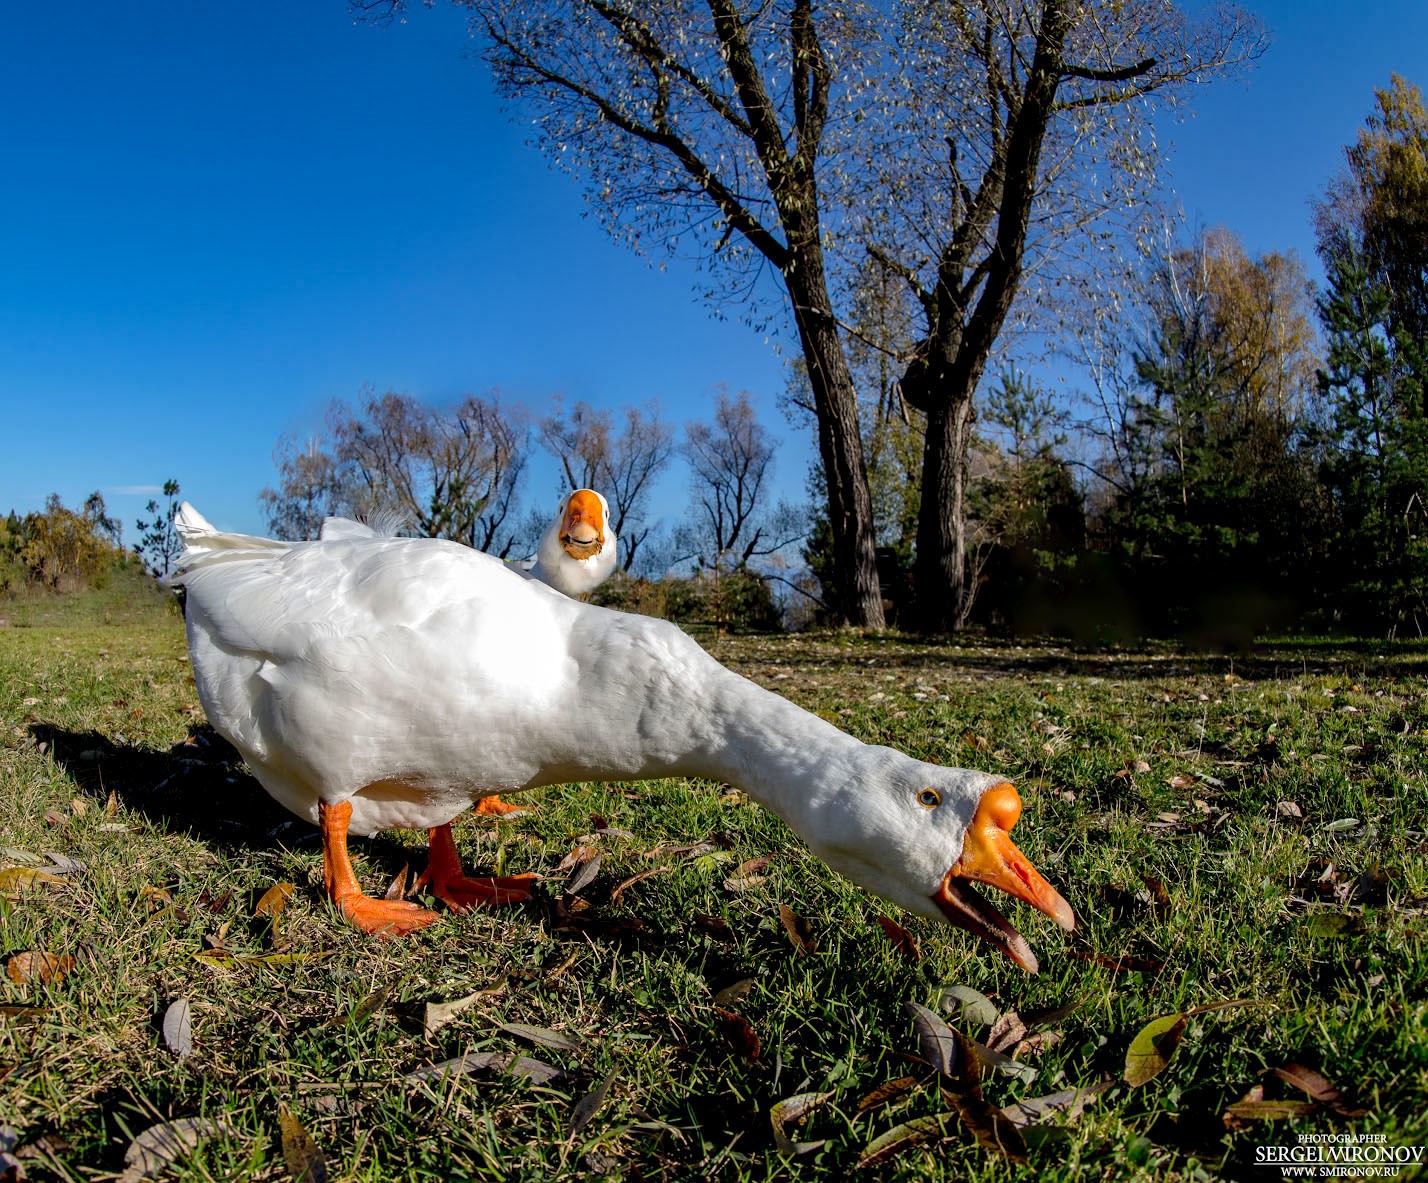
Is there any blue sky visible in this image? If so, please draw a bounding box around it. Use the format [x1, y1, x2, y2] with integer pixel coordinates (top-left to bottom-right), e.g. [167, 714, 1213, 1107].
[1, 2, 1424, 539]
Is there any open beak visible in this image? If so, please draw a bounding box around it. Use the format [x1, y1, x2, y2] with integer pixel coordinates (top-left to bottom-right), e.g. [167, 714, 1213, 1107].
[559, 490, 605, 560]
[932, 782, 1075, 973]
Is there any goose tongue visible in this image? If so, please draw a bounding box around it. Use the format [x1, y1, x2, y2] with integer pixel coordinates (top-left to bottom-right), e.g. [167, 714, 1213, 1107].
[932, 782, 1075, 973]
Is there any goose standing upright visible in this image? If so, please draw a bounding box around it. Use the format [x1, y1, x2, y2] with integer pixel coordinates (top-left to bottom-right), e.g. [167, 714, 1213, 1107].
[172, 505, 1073, 970]
[528, 489, 617, 598]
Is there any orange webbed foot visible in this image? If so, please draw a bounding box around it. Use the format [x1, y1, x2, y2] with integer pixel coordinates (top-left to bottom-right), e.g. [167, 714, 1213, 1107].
[338, 893, 440, 937]
[430, 872, 538, 912]
[474, 794, 528, 817]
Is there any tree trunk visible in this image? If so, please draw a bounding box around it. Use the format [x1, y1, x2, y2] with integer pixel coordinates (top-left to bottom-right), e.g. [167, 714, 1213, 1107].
[785, 261, 886, 628]
[913, 386, 976, 631]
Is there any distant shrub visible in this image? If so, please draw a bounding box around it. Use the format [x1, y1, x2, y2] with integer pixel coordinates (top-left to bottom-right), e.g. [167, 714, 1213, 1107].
[2, 495, 129, 595]
[592, 569, 783, 632]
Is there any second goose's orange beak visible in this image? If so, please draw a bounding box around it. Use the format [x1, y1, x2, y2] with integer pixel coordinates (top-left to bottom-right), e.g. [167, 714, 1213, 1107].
[559, 490, 605, 560]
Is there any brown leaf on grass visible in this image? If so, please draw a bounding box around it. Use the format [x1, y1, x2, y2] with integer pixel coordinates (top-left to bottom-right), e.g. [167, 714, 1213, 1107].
[193, 949, 334, 968]
[608, 865, 671, 903]
[940, 1030, 1029, 1164]
[555, 845, 598, 874]
[565, 853, 603, 897]
[405, 1051, 563, 1085]
[328, 986, 391, 1030]
[195, 888, 232, 914]
[121, 1118, 230, 1181]
[712, 978, 754, 1007]
[770, 1091, 831, 1155]
[278, 1104, 327, 1183]
[986, 1010, 1027, 1055]
[1165, 774, 1196, 790]
[568, 1074, 614, 1140]
[876, 915, 921, 961]
[1276, 800, 1303, 819]
[1269, 1063, 1365, 1116]
[1066, 949, 1163, 974]
[70, 798, 90, 818]
[422, 988, 497, 1039]
[383, 866, 411, 902]
[1222, 1088, 1317, 1124]
[692, 914, 735, 943]
[712, 1008, 760, 1061]
[723, 855, 772, 893]
[500, 1023, 587, 1054]
[1141, 875, 1172, 917]
[1012, 1031, 1064, 1060]
[856, 1114, 949, 1170]
[905, 1002, 959, 1077]
[856, 1075, 923, 1115]
[0, 867, 65, 897]
[999, 1080, 1112, 1128]
[1123, 1013, 1187, 1087]
[254, 882, 295, 919]
[0, 1007, 49, 1024]
[779, 904, 817, 955]
[162, 998, 193, 1060]
[5, 953, 75, 986]
[41, 811, 66, 829]
[105, 790, 119, 818]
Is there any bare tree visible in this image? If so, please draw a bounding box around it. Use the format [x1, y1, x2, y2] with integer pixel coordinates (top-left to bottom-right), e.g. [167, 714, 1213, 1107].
[260, 389, 532, 555]
[685, 390, 804, 570]
[358, 0, 1260, 629]
[538, 396, 675, 569]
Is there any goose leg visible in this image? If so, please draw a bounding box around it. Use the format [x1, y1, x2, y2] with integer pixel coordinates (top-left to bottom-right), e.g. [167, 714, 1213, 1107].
[424, 821, 538, 910]
[320, 799, 438, 936]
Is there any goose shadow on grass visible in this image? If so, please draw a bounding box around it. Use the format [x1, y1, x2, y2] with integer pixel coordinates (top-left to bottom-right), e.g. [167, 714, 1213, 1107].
[27, 722, 413, 870]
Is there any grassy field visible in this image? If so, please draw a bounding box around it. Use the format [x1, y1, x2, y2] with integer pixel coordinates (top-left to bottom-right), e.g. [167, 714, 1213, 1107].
[0, 584, 1424, 1181]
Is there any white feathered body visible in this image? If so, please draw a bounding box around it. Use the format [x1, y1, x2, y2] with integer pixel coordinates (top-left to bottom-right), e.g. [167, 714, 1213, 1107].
[172, 506, 1007, 924]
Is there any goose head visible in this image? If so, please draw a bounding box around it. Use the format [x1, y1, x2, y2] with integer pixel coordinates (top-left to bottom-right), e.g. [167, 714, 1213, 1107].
[803, 757, 1074, 971]
[557, 490, 609, 561]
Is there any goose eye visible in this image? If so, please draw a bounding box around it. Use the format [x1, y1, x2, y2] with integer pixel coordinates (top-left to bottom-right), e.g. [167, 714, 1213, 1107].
[917, 788, 941, 809]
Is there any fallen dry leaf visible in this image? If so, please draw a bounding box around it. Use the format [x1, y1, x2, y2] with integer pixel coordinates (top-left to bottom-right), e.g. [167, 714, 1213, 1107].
[770, 1091, 830, 1155]
[905, 1002, 959, 1077]
[568, 1074, 614, 1140]
[856, 1114, 948, 1170]
[939, 1029, 1028, 1164]
[779, 904, 817, 955]
[1013, 1031, 1064, 1060]
[692, 914, 735, 943]
[1000, 1080, 1112, 1128]
[856, 1075, 923, 1115]
[1269, 1063, 1365, 1116]
[500, 1023, 587, 1054]
[423, 988, 498, 1039]
[876, 915, 920, 961]
[986, 1010, 1027, 1055]
[565, 853, 603, 897]
[723, 855, 773, 893]
[120, 1118, 230, 1182]
[162, 998, 193, 1060]
[253, 882, 295, 919]
[609, 865, 671, 903]
[405, 1051, 562, 1085]
[383, 866, 411, 902]
[0, 867, 65, 897]
[940, 985, 998, 1029]
[5, 952, 75, 987]
[278, 1104, 327, 1183]
[713, 1008, 760, 1061]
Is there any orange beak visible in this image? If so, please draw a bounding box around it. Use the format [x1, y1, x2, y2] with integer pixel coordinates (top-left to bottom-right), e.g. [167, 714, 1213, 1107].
[559, 490, 605, 560]
[932, 782, 1075, 972]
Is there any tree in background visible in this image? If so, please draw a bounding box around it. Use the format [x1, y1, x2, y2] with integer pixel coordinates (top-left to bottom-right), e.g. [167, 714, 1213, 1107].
[135, 479, 184, 577]
[260, 391, 534, 556]
[1311, 76, 1428, 634]
[684, 390, 804, 572]
[538, 396, 675, 571]
[1077, 227, 1323, 630]
[360, 0, 1261, 630]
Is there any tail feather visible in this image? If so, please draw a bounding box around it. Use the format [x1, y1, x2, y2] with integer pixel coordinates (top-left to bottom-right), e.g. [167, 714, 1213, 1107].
[170, 502, 291, 583]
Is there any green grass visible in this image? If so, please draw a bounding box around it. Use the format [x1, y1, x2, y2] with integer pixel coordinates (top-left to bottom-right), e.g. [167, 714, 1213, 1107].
[0, 588, 1424, 1180]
